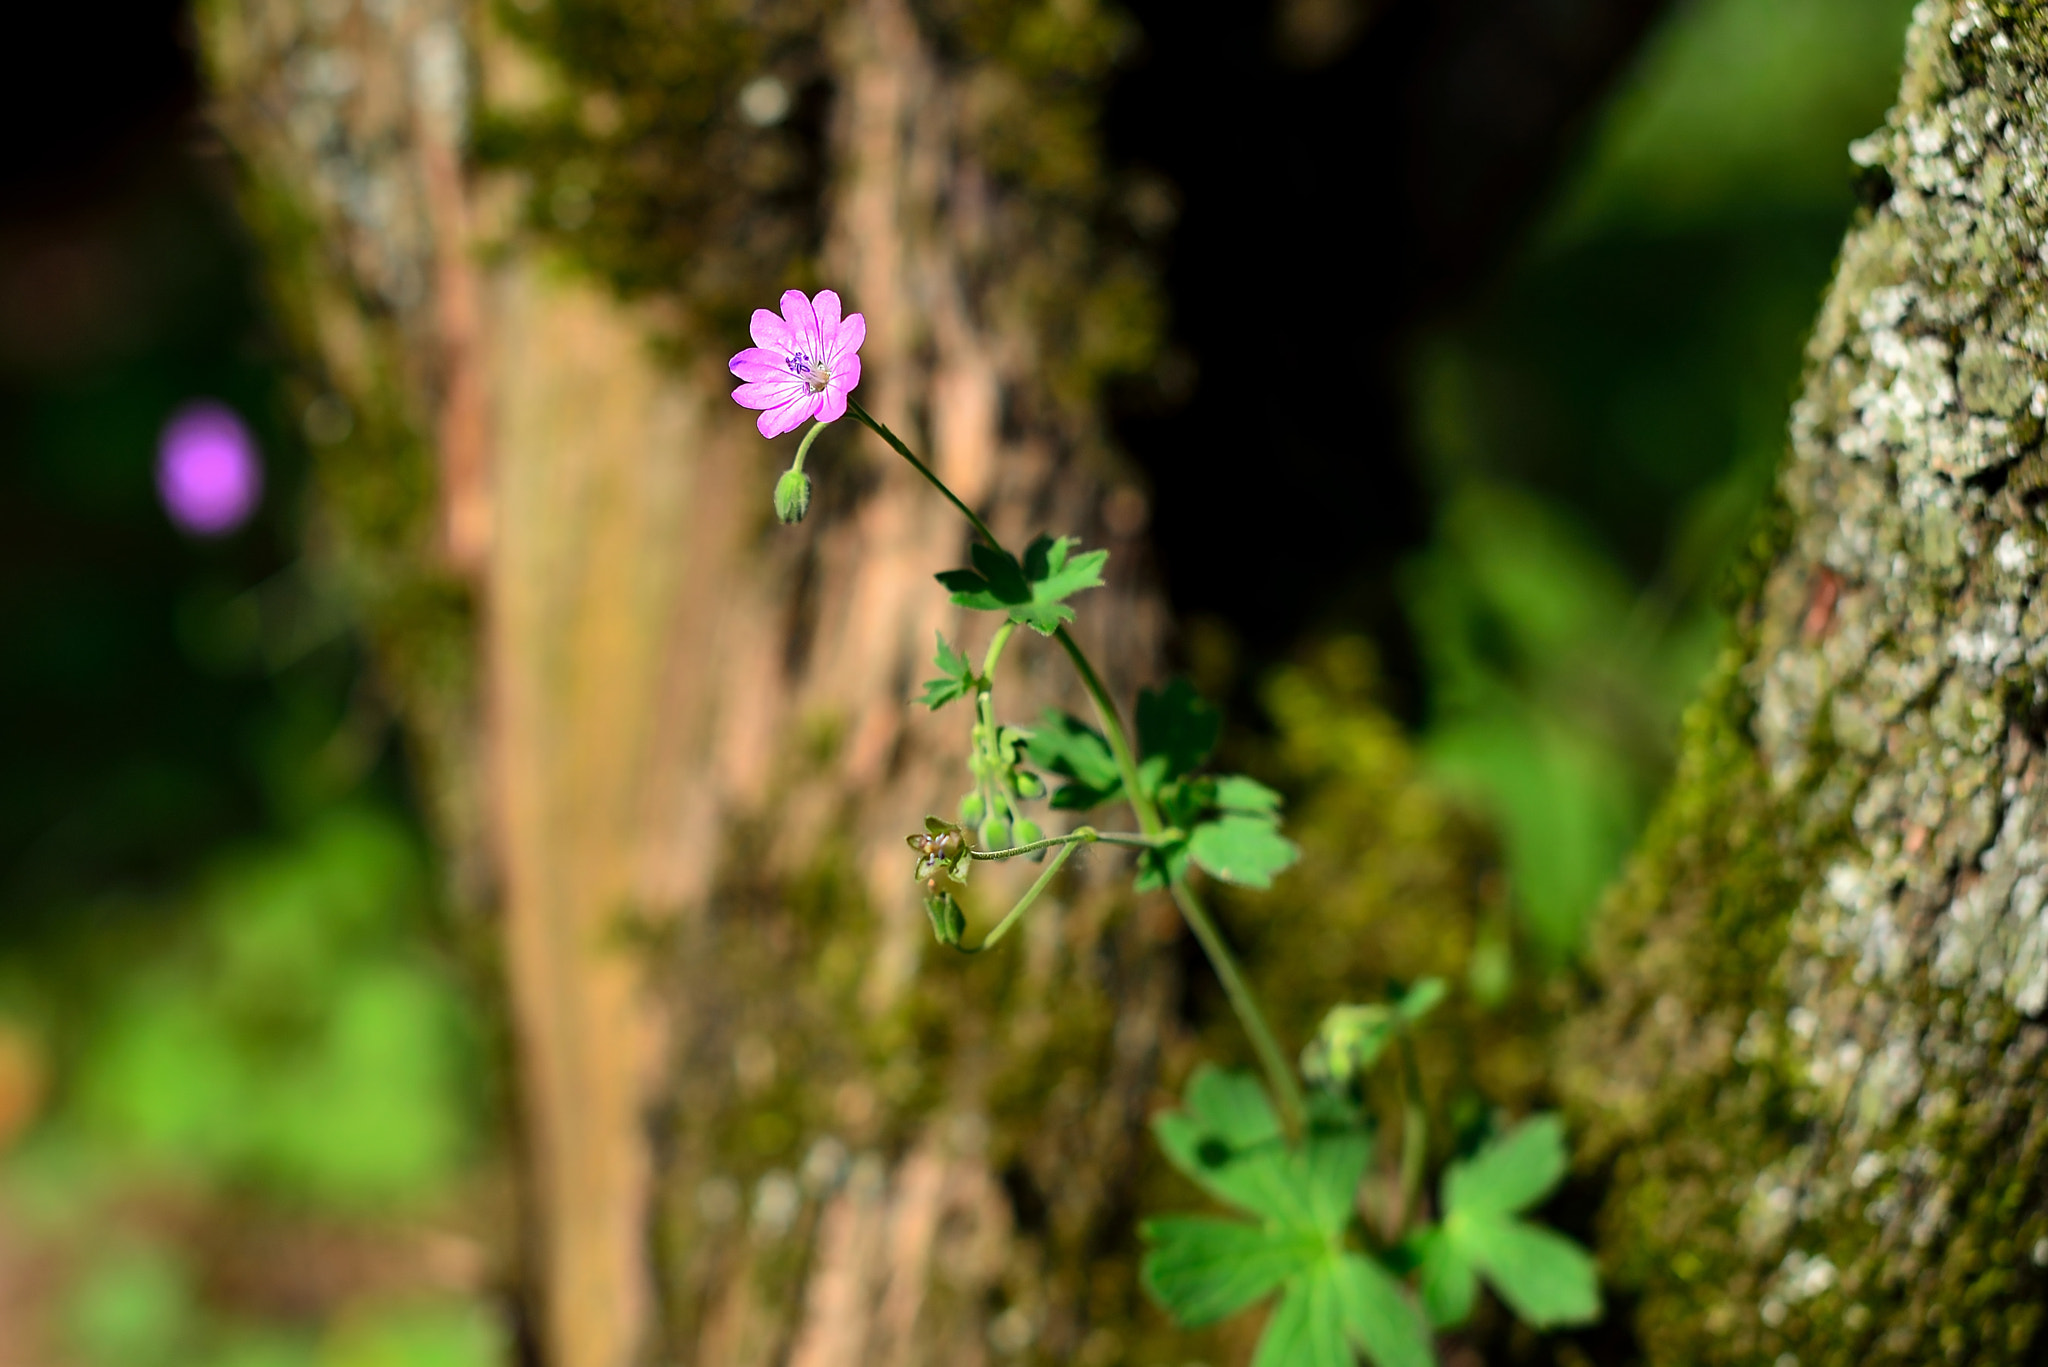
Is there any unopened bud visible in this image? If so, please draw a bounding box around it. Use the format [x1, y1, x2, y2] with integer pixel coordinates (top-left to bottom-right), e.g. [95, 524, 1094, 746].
[924, 891, 966, 947]
[979, 817, 1011, 851]
[959, 791, 987, 827]
[1013, 817, 1045, 862]
[773, 467, 813, 524]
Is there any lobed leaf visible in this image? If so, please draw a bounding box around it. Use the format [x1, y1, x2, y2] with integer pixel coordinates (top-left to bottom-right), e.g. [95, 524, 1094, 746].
[918, 632, 977, 710]
[1443, 1114, 1568, 1219]
[1141, 1217, 1319, 1327]
[1335, 1253, 1436, 1367]
[1026, 711, 1124, 809]
[1189, 814, 1300, 889]
[1457, 1215, 1599, 1328]
[934, 535, 1108, 636]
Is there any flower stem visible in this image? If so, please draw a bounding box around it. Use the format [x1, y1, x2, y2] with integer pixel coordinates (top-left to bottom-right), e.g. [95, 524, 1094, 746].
[980, 621, 1017, 687]
[848, 397, 1001, 548]
[792, 419, 829, 474]
[957, 841, 1078, 954]
[855, 396, 1306, 1134]
[969, 827, 1165, 860]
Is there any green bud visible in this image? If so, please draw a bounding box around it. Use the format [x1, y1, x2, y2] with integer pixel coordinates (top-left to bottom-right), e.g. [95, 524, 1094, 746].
[1014, 770, 1045, 799]
[959, 791, 987, 826]
[924, 890, 965, 947]
[1013, 817, 1045, 862]
[773, 468, 813, 524]
[979, 817, 1011, 851]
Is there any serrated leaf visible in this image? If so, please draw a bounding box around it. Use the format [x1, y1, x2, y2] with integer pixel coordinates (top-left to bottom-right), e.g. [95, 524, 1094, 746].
[1025, 534, 1109, 604]
[1140, 1217, 1319, 1327]
[1444, 1114, 1568, 1218]
[1189, 814, 1300, 889]
[1415, 1227, 1477, 1328]
[1215, 774, 1284, 813]
[935, 535, 1108, 636]
[1137, 679, 1220, 783]
[1027, 711, 1124, 810]
[1251, 1268, 1351, 1367]
[918, 632, 977, 710]
[1456, 1215, 1599, 1328]
[1334, 1253, 1436, 1367]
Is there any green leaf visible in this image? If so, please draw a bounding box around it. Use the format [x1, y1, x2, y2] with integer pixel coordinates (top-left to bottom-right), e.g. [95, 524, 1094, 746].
[1456, 1215, 1599, 1328]
[1432, 1115, 1600, 1331]
[1414, 1227, 1477, 1328]
[1137, 679, 1220, 783]
[1251, 1269, 1351, 1367]
[1335, 1253, 1437, 1367]
[1444, 1114, 1568, 1218]
[918, 632, 977, 710]
[1303, 1127, 1373, 1237]
[1396, 978, 1448, 1024]
[1027, 711, 1124, 809]
[1189, 814, 1300, 889]
[1133, 839, 1190, 892]
[1140, 1216, 1318, 1327]
[1214, 774, 1284, 813]
[935, 535, 1108, 636]
[1148, 1070, 1434, 1367]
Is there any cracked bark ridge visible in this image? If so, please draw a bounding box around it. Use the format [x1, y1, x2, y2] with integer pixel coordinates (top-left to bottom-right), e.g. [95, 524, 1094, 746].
[1568, 3, 2048, 1362]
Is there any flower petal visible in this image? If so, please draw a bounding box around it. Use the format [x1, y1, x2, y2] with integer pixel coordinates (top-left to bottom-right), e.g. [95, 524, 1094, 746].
[813, 290, 843, 344]
[750, 308, 793, 350]
[815, 385, 848, 424]
[830, 311, 866, 365]
[757, 391, 821, 439]
[832, 353, 861, 398]
[780, 290, 821, 356]
[730, 346, 793, 383]
[733, 378, 804, 411]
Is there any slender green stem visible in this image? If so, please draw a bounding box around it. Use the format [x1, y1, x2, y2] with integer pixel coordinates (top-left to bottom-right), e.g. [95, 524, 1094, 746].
[970, 827, 1165, 860]
[957, 841, 1078, 954]
[848, 397, 1001, 548]
[980, 620, 1017, 686]
[792, 419, 829, 474]
[859, 395, 1306, 1134]
[1170, 880, 1308, 1131]
[1393, 1033, 1429, 1234]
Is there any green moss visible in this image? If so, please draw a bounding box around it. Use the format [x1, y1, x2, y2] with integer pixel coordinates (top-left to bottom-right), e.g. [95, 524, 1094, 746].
[483, 0, 1162, 412]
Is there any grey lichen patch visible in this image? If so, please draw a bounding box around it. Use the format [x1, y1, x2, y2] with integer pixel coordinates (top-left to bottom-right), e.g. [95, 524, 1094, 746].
[1569, 3, 2048, 1362]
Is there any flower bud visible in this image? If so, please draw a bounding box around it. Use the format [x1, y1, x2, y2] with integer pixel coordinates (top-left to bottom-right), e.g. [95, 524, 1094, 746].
[924, 890, 966, 947]
[773, 467, 813, 524]
[1013, 817, 1045, 863]
[1014, 770, 1045, 799]
[979, 817, 1011, 851]
[959, 791, 987, 827]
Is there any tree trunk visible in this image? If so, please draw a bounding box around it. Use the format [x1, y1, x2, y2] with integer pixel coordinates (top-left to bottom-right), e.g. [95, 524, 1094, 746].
[1567, 3, 2048, 1362]
[194, 2, 1180, 1365]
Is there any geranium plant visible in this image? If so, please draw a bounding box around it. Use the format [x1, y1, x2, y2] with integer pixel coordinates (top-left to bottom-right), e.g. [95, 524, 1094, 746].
[731, 289, 1600, 1366]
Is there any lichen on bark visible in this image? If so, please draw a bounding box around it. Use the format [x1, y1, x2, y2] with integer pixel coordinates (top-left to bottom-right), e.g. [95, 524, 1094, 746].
[1567, 3, 2048, 1361]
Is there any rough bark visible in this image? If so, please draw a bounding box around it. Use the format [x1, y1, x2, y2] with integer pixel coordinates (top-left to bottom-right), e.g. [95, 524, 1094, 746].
[194, 1, 1178, 1365]
[1567, 3, 2048, 1362]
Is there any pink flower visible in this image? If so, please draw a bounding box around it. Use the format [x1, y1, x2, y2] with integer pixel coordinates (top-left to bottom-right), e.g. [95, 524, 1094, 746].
[729, 289, 866, 438]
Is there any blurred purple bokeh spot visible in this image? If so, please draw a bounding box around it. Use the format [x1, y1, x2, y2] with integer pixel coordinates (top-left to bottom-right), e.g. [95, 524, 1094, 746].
[157, 400, 261, 536]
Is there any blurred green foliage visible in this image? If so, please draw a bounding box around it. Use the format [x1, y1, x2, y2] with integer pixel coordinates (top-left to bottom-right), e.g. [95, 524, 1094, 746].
[1402, 0, 1918, 961]
[0, 148, 500, 1367]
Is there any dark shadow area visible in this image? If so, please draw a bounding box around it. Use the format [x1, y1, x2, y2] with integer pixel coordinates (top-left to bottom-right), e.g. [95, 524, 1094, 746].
[1104, 0, 1673, 710]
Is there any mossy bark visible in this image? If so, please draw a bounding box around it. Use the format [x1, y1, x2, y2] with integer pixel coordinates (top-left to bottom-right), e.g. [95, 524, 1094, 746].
[193, 1, 1179, 1365]
[1567, 4, 2048, 1361]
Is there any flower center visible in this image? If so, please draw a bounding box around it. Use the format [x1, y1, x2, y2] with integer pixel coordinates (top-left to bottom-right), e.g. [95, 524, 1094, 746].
[786, 350, 833, 395]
